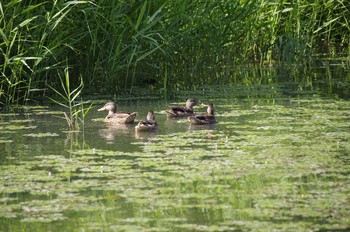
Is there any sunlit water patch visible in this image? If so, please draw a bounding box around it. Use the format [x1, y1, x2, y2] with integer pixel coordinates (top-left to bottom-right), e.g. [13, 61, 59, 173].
[0, 86, 349, 231]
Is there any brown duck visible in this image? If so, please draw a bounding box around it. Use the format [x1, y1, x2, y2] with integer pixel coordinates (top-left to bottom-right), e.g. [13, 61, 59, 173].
[188, 103, 216, 125]
[98, 102, 137, 124]
[166, 98, 198, 118]
[135, 111, 158, 132]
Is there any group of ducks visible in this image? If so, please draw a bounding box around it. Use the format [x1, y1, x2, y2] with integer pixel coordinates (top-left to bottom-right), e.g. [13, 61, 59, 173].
[97, 99, 216, 132]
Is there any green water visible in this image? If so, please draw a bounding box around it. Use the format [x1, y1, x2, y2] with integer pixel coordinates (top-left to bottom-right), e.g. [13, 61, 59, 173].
[1, 68, 350, 231]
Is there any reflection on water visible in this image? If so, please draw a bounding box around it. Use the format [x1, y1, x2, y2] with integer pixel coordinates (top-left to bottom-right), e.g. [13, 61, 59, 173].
[0, 66, 350, 232]
[188, 123, 216, 132]
[98, 122, 160, 142]
[98, 123, 135, 143]
[134, 130, 158, 140]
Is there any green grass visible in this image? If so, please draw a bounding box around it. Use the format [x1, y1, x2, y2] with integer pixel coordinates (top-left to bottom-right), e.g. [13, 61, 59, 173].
[0, 0, 349, 105]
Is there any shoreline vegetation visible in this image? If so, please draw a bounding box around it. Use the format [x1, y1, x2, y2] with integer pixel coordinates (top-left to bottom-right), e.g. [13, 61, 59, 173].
[1, 0, 349, 105]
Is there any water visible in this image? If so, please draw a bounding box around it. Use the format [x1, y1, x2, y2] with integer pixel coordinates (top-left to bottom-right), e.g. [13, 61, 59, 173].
[0, 67, 350, 231]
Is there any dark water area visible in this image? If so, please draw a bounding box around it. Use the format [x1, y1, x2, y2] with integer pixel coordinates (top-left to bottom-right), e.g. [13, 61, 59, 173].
[0, 65, 349, 231]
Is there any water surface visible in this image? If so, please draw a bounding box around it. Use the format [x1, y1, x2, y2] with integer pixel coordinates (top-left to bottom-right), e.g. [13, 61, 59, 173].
[0, 67, 349, 231]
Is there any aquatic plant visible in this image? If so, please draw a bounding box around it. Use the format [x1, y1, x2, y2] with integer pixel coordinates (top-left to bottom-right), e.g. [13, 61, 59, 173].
[0, 0, 91, 106]
[48, 67, 93, 131]
[0, 0, 349, 105]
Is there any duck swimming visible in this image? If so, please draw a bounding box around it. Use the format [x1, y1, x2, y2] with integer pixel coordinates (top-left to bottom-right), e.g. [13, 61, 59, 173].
[98, 102, 137, 124]
[135, 111, 158, 132]
[166, 98, 198, 118]
[188, 103, 216, 125]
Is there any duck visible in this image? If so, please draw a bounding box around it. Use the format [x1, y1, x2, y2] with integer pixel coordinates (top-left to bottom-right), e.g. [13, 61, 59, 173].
[188, 103, 216, 125]
[135, 111, 158, 132]
[98, 102, 137, 124]
[166, 98, 198, 118]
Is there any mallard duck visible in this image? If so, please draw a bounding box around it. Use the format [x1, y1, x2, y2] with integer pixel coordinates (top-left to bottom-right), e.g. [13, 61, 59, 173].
[188, 103, 216, 125]
[166, 98, 198, 118]
[98, 102, 137, 124]
[135, 111, 158, 132]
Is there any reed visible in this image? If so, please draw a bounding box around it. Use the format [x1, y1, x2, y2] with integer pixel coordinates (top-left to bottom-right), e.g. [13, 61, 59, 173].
[0, 0, 349, 105]
[48, 67, 93, 131]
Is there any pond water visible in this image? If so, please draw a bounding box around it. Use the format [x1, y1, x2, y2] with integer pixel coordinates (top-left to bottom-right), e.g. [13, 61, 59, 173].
[0, 66, 350, 231]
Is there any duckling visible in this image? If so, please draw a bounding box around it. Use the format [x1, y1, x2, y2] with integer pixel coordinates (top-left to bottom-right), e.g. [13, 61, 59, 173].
[166, 98, 198, 118]
[135, 111, 158, 132]
[98, 102, 137, 124]
[188, 103, 216, 125]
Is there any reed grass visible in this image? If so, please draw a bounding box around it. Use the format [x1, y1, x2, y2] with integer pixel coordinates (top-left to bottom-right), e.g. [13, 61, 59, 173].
[0, 0, 349, 105]
[48, 67, 93, 131]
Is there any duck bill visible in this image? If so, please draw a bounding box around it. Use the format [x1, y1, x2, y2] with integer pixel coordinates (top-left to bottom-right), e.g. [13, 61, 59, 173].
[97, 106, 106, 111]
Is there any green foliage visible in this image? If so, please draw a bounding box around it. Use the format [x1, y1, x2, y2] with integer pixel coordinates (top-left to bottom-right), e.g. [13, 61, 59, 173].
[0, 0, 349, 105]
[0, 0, 91, 105]
[48, 67, 93, 131]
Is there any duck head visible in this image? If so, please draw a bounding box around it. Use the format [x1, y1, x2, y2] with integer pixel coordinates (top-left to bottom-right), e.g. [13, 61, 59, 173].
[98, 102, 116, 117]
[147, 111, 156, 121]
[185, 98, 198, 109]
[207, 103, 215, 115]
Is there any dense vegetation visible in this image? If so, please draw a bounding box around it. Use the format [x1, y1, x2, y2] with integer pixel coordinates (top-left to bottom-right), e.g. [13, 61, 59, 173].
[1, 0, 349, 105]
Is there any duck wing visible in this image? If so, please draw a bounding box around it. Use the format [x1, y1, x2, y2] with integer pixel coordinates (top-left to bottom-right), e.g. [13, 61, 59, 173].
[107, 112, 137, 123]
[166, 106, 194, 117]
[188, 114, 216, 125]
[135, 120, 158, 131]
